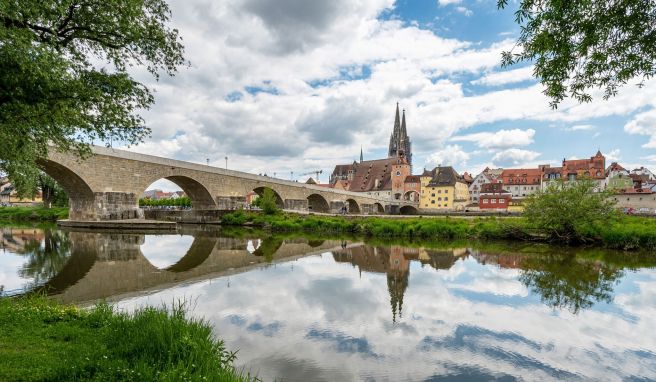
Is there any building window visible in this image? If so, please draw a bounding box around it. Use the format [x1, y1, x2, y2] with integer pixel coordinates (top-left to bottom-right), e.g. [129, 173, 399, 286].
[431, 200, 435, 204]
[438, 197, 442, 201]
[438, 190, 442, 193]
[445, 197, 448, 201]
[491, 199, 496, 203]
[499, 199, 505, 203]
[431, 193, 435, 197]
[483, 198, 488, 203]
[396, 171, 401, 176]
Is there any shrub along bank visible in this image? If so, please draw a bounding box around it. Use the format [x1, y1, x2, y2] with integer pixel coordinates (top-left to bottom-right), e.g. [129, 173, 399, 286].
[0, 297, 256, 382]
[0, 206, 68, 222]
[220, 210, 656, 251]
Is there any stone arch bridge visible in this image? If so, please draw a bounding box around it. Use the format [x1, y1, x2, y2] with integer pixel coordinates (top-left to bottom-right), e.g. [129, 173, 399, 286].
[42, 146, 418, 221]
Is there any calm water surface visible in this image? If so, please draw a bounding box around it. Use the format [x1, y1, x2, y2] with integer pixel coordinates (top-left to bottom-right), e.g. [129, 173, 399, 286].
[1, 225, 656, 381]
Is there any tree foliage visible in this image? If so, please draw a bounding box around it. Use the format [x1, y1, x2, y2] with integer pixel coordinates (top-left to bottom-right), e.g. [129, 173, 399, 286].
[523, 179, 617, 243]
[0, 0, 185, 194]
[39, 173, 69, 208]
[252, 188, 280, 215]
[498, 0, 656, 108]
[139, 196, 191, 208]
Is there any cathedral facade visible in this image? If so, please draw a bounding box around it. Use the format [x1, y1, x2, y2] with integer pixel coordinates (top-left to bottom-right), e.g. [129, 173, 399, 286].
[329, 104, 414, 200]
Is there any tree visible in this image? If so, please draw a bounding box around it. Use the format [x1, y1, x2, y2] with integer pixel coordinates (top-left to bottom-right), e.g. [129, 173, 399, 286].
[257, 188, 280, 215]
[39, 173, 69, 208]
[523, 179, 617, 243]
[0, 0, 185, 195]
[498, 0, 656, 108]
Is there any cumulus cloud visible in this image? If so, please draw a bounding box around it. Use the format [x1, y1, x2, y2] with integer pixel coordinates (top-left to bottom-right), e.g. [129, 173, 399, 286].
[606, 149, 621, 162]
[425, 145, 470, 170]
[454, 6, 473, 16]
[450, 128, 535, 149]
[491, 148, 541, 167]
[624, 108, 656, 148]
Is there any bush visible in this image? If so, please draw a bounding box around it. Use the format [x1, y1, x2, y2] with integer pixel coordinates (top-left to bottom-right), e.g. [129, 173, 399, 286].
[523, 179, 617, 243]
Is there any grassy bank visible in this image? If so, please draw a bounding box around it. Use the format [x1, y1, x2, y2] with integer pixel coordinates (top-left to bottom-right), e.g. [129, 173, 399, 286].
[0, 206, 68, 222]
[221, 210, 656, 250]
[0, 297, 255, 382]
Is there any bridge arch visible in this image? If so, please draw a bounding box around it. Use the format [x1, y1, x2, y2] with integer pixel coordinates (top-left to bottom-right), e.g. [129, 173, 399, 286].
[373, 202, 385, 214]
[252, 186, 284, 208]
[345, 198, 361, 214]
[307, 193, 330, 213]
[36, 159, 96, 220]
[400, 205, 418, 215]
[143, 175, 217, 210]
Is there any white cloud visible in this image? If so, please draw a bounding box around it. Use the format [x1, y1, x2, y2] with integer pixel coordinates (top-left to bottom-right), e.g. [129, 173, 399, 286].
[568, 124, 595, 131]
[437, 0, 462, 5]
[471, 66, 534, 86]
[606, 149, 621, 162]
[491, 148, 541, 167]
[425, 144, 470, 170]
[454, 6, 473, 16]
[624, 108, 656, 148]
[450, 128, 535, 149]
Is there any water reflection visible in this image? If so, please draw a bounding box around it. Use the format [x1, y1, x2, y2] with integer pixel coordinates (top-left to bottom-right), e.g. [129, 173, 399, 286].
[1, 226, 656, 380]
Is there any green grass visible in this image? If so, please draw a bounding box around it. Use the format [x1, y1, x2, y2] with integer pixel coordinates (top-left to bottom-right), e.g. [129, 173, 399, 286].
[0, 206, 68, 222]
[220, 211, 656, 251]
[0, 296, 257, 382]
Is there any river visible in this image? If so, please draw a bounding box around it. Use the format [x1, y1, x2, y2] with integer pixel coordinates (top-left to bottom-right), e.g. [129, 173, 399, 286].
[1, 224, 655, 381]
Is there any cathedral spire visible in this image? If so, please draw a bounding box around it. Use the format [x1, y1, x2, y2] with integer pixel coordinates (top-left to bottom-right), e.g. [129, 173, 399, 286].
[401, 109, 407, 141]
[360, 146, 363, 163]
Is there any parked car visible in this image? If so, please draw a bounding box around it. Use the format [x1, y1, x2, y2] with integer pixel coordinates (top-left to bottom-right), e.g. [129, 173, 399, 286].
[621, 207, 636, 215]
[638, 207, 652, 215]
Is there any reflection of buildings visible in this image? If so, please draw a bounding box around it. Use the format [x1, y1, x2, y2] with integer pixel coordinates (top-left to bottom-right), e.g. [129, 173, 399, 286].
[1, 228, 45, 253]
[333, 245, 469, 322]
[468, 250, 524, 269]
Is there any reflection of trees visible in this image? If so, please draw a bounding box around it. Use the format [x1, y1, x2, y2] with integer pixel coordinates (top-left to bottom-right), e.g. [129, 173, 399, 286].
[253, 236, 284, 262]
[18, 229, 71, 287]
[519, 255, 623, 314]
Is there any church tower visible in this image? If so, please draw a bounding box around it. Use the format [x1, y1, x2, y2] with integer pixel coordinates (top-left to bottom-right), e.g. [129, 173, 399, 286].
[388, 103, 412, 167]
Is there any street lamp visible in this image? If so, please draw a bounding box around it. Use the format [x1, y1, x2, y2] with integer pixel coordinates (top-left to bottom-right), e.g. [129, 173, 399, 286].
[206, 158, 209, 166]
[290, 171, 293, 180]
[225, 156, 228, 170]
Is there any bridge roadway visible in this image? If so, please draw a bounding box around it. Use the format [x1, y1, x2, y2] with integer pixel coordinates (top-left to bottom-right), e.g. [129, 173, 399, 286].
[42, 145, 418, 221]
[39, 228, 354, 304]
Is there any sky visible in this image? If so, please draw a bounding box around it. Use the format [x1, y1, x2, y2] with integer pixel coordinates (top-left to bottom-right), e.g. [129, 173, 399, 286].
[120, 0, 656, 190]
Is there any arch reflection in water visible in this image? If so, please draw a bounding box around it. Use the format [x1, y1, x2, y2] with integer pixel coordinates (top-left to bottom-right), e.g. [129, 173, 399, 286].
[4, 228, 344, 304]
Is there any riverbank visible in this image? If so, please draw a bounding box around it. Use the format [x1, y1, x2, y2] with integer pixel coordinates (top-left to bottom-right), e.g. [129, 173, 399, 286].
[221, 210, 656, 250]
[0, 206, 68, 222]
[0, 297, 256, 381]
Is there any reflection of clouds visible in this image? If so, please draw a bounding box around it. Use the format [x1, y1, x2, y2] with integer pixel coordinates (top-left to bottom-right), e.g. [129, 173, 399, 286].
[117, 253, 656, 382]
[0, 253, 31, 293]
[140, 234, 194, 269]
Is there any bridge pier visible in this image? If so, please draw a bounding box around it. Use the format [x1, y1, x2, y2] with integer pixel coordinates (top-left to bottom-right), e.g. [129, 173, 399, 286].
[330, 201, 346, 214]
[284, 199, 308, 211]
[70, 192, 143, 221]
[216, 196, 246, 210]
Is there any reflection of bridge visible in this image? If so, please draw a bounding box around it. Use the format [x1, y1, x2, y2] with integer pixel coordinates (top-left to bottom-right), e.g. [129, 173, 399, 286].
[40, 228, 347, 304]
[42, 146, 419, 221]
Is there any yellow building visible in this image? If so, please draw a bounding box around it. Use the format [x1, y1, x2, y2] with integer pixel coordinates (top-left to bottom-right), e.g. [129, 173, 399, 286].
[420, 166, 470, 211]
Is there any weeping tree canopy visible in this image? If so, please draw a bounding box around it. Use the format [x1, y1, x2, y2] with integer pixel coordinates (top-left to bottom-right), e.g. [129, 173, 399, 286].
[0, 0, 185, 195]
[498, 0, 656, 108]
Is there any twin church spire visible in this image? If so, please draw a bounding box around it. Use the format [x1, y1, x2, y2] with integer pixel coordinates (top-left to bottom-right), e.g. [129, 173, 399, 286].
[388, 102, 412, 166]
